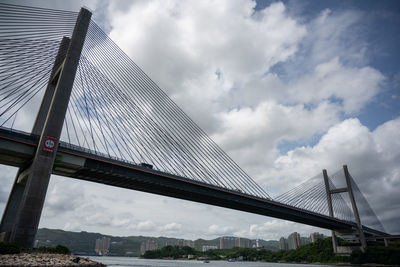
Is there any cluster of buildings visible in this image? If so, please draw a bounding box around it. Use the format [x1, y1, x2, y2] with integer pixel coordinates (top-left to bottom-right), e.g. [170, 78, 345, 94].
[202, 236, 256, 251]
[219, 236, 254, 249]
[140, 238, 194, 254]
[97, 232, 325, 255]
[95, 237, 111, 256]
[140, 239, 159, 254]
[279, 232, 324, 250]
[175, 239, 194, 248]
[141, 236, 257, 254]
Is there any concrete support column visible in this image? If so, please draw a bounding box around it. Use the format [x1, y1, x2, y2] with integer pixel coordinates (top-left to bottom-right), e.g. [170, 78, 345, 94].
[384, 238, 389, 247]
[9, 8, 91, 248]
[343, 165, 367, 252]
[0, 37, 71, 242]
[323, 169, 338, 254]
[0, 170, 25, 241]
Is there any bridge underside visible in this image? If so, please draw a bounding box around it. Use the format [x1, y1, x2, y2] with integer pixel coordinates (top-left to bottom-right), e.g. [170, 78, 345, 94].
[0, 128, 387, 237]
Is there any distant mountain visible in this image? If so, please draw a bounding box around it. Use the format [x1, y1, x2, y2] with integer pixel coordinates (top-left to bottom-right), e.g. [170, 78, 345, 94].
[36, 228, 108, 255]
[35, 228, 279, 256]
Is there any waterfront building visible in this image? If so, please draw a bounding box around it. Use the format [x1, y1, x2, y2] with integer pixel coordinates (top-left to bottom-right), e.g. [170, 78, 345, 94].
[235, 237, 252, 248]
[140, 240, 158, 254]
[279, 237, 288, 250]
[287, 232, 301, 250]
[219, 236, 237, 249]
[95, 237, 111, 256]
[202, 245, 218, 252]
[310, 232, 324, 243]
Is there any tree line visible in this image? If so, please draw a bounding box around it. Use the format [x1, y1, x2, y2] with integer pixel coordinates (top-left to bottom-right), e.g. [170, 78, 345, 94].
[142, 237, 400, 265]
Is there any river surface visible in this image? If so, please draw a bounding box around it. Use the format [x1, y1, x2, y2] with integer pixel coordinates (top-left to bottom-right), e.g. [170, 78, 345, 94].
[90, 257, 348, 267]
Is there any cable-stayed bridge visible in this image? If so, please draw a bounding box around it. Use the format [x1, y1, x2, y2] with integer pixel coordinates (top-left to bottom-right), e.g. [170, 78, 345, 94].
[0, 3, 390, 249]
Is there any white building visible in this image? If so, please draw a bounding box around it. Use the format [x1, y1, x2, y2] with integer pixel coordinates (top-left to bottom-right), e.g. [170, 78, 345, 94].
[287, 232, 300, 250]
[95, 237, 111, 255]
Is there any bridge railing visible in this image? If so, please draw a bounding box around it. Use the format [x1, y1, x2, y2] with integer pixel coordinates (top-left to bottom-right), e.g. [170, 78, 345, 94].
[0, 126, 40, 142]
[58, 140, 133, 164]
[0, 126, 136, 166]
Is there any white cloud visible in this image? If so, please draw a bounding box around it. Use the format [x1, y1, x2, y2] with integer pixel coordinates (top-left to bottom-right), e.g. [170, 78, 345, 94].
[160, 222, 182, 233]
[107, 0, 306, 131]
[43, 182, 85, 216]
[308, 9, 368, 66]
[212, 100, 340, 177]
[134, 220, 157, 232]
[287, 58, 385, 113]
[208, 224, 236, 236]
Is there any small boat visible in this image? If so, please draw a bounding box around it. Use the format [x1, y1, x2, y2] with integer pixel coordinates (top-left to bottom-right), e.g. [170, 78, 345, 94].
[203, 260, 210, 263]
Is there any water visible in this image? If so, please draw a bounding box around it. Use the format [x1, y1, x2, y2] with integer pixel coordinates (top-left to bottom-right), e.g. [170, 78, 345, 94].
[90, 257, 344, 267]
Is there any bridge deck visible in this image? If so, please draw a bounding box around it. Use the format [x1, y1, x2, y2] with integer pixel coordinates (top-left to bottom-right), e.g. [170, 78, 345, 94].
[0, 127, 387, 237]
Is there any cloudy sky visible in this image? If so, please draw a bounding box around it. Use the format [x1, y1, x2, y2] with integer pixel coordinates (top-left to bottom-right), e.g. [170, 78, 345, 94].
[1, 0, 399, 241]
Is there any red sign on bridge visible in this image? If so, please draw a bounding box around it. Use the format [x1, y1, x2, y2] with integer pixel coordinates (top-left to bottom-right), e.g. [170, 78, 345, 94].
[43, 136, 57, 152]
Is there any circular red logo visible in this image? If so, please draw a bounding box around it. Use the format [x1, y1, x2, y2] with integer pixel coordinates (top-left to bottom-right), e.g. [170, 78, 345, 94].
[45, 139, 55, 149]
[43, 136, 57, 152]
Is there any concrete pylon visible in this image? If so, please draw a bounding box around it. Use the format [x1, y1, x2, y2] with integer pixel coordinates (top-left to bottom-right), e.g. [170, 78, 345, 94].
[6, 8, 91, 248]
[0, 37, 70, 242]
[323, 165, 368, 253]
[343, 165, 367, 252]
[322, 169, 338, 254]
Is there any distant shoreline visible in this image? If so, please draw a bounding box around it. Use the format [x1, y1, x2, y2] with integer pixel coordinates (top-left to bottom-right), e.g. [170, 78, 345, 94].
[89, 256, 400, 267]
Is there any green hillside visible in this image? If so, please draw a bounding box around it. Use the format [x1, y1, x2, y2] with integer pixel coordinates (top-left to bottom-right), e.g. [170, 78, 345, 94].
[35, 228, 278, 256]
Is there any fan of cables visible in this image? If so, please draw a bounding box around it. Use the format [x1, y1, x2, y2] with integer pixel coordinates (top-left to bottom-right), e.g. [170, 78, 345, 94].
[276, 169, 386, 231]
[0, 3, 271, 200]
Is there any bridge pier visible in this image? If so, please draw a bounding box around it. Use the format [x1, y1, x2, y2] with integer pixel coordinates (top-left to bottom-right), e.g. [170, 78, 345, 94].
[0, 170, 25, 241]
[0, 9, 91, 248]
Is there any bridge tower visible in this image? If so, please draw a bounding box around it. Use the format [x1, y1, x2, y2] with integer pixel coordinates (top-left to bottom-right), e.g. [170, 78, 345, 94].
[0, 8, 91, 248]
[323, 165, 367, 253]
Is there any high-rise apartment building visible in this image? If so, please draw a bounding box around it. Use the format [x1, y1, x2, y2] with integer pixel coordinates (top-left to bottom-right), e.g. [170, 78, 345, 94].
[140, 240, 158, 254]
[300, 237, 311, 246]
[279, 237, 288, 250]
[235, 237, 252, 248]
[287, 232, 301, 250]
[95, 237, 111, 256]
[310, 232, 324, 243]
[177, 239, 194, 248]
[219, 236, 237, 249]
